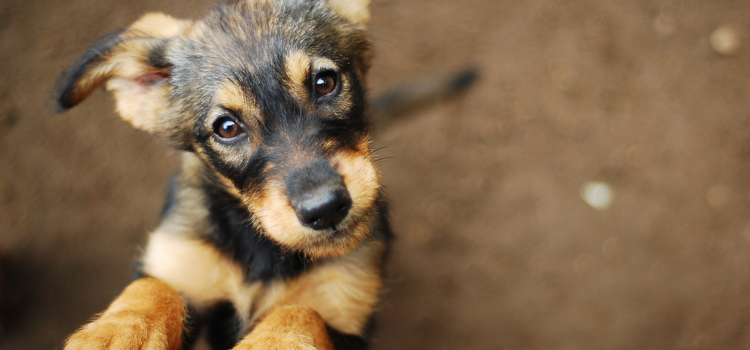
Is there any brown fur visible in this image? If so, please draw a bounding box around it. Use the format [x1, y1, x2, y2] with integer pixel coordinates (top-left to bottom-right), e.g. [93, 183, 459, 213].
[234, 306, 334, 350]
[65, 278, 186, 350]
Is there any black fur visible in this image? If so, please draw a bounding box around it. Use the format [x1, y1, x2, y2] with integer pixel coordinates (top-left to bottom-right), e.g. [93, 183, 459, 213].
[203, 173, 310, 282]
[326, 325, 369, 350]
[204, 302, 245, 350]
[147, 40, 172, 70]
[182, 302, 245, 350]
[285, 159, 345, 202]
[181, 304, 203, 350]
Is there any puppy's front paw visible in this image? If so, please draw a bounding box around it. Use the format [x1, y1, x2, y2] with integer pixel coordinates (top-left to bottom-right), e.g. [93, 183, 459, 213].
[233, 306, 334, 350]
[65, 310, 172, 350]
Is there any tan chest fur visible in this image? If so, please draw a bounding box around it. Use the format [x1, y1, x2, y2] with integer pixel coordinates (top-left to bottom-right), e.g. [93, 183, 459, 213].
[141, 231, 384, 336]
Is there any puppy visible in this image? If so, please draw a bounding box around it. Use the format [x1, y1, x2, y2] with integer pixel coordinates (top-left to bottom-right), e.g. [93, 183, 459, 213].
[55, 0, 389, 349]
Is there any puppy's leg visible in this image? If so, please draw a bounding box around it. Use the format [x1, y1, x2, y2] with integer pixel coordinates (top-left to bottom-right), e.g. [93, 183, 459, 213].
[65, 277, 185, 350]
[233, 305, 334, 350]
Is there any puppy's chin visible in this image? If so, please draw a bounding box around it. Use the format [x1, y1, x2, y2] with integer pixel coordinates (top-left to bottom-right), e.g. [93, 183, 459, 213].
[295, 217, 373, 259]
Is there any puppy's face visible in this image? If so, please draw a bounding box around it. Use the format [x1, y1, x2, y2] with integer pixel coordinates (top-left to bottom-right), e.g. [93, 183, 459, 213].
[55, 0, 378, 259]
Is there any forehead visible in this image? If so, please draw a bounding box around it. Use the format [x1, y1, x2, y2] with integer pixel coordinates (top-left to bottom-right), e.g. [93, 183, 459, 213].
[191, 1, 350, 69]
[166, 0, 369, 122]
[167, 1, 356, 102]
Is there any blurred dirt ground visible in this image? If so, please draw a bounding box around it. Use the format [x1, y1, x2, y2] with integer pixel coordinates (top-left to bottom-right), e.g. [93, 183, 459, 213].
[2, 0, 750, 349]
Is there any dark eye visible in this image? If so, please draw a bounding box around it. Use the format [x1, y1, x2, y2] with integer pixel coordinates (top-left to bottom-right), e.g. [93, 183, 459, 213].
[314, 70, 338, 97]
[212, 116, 243, 139]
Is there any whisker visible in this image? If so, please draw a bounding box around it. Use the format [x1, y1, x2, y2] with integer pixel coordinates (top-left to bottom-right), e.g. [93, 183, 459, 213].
[370, 145, 389, 154]
[373, 157, 393, 163]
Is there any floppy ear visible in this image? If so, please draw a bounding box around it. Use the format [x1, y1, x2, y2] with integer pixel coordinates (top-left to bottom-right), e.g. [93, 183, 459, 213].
[54, 13, 193, 133]
[324, 0, 370, 27]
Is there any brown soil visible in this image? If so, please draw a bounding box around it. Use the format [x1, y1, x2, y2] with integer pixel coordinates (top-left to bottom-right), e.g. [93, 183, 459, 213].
[2, 0, 750, 349]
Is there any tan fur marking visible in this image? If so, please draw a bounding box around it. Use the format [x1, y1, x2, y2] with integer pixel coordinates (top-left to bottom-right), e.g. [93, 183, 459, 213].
[65, 278, 185, 350]
[284, 51, 312, 106]
[285, 51, 311, 90]
[253, 180, 328, 254]
[129, 13, 193, 38]
[332, 148, 380, 224]
[322, 140, 336, 150]
[311, 57, 337, 72]
[326, 0, 371, 27]
[142, 233, 261, 320]
[216, 82, 253, 116]
[253, 242, 384, 336]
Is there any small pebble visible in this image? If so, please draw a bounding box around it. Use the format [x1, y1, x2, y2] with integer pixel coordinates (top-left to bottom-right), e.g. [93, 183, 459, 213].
[581, 181, 614, 210]
[710, 25, 741, 56]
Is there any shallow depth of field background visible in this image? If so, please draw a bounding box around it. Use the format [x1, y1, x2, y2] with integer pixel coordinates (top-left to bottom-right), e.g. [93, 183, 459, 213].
[2, 0, 750, 349]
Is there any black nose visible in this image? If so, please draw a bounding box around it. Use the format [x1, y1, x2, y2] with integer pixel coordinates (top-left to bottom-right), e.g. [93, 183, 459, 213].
[286, 160, 352, 231]
[292, 184, 352, 230]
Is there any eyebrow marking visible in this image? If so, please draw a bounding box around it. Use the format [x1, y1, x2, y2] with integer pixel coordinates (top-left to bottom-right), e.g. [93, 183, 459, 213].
[216, 82, 247, 112]
[285, 50, 311, 88]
